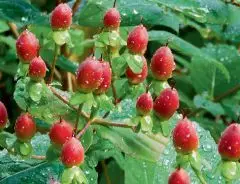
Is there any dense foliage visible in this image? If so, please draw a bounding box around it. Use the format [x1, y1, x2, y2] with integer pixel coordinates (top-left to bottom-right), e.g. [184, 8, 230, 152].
[0, 0, 240, 183]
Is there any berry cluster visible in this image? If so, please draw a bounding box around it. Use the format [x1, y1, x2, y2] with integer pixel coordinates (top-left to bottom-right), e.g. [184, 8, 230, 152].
[14, 3, 85, 179]
[9, 2, 237, 184]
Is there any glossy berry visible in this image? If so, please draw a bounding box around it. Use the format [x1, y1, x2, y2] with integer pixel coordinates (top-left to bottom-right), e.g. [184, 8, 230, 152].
[16, 30, 39, 63]
[103, 8, 121, 29]
[76, 57, 103, 93]
[173, 118, 199, 153]
[168, 168, 190, 184]
[15, 113, 36, 141]
[127, 25, 148, 54]
[49, 120, 73, 147]
[95, 61, 112, 94]
[50, 3, 72, 30]
[218, 123, 240, 161]
[126, 56, 148, 84]
[61, 137, 84, 167]
[29, 56, 47, 81]
[153, 88, 179, 120]
[0, 101, 8, 129]
[150, 46, 176, 80]
[136, 93, 153, 115]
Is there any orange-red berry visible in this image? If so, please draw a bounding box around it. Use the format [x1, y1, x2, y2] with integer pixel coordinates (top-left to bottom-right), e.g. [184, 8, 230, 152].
[15, 113, 36, 141]
[168, 168, 190, 184]
[49, 120, 73, 147]
[29, 56, 47, 81]
[173, 118, 199, 153]
[150, 46, 176, 80]
[0, 101, 8, 130]
[50, 3, 72, 30]
[153, 88, 179, 119]
[76, 57, 103, 93]
[16, 30, 39, 63]
[61, 137, 84, 167]
[127, 25, 148, 54]
[103, 8, 121, 29]
[218, 123, 240, 161]
[136, 93, 153, 115]
[95, 61, 112, 94]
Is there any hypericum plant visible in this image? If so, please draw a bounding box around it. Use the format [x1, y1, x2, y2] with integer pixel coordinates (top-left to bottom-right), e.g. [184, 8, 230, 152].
[1, 1, 224, 184]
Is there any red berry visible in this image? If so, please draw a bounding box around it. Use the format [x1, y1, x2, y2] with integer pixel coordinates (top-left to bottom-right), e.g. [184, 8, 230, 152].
[49, 120, 73, 147]
[168, 168, 190, 184]
[61, 137, 84, 167]
[50, 3, 72, 30]
[218, 123, 240, 160]
[153, 88, 179, 119]
[127, 25, 148, 54]
[136, 93, 153, 115]
[103, 8, 121, 29]
[29, 56, 47, 81]
[126, 56, 148, 84]
[76, 57, 103, 93]
[0, 101, 8, 129]
[173, 118, 199, 153]
[15, 113, 36, 141]
[16, 30, 40, 63]
[95, 61, 112, 94]
[150, 46, 176, 80]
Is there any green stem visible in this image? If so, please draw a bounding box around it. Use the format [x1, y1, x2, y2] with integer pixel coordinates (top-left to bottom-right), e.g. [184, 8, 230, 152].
[210, 66, 216, 100]
[74, 104, 83, 134]
[108, 45, 119, 105]
[192, 167, 207, 184]
[48, 44, 60, 84]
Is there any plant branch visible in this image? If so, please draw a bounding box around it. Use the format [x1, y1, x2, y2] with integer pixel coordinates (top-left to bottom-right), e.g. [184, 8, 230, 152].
[48, 44, 59, 84]
[92, 118, 135, 130]
[7, 22, 19, 38]
[49, 86, 90, 119]
[31, 155, 46, 160]
[76, 120, 92, 139]
[214, 84, 240, 102]
[72, 0, 82, 16]
[101, 160, 111, 184]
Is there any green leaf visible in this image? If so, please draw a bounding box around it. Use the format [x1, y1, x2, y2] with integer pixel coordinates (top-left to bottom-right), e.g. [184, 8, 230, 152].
[96, 94, 114, 112]
[112, 56, 127, 76]
[140, 115, 153, 133]
[19, 142, 33, 156]
[77, 0, 180, 32]
[221, 161, 238, 181]
[0, 131, 15, 149]
[0, 20, 9, 33]
[194, 94, 225, 116]
[61, 167, 88, 184]
[70, 92, 96, 107]
[81, 127, 93, 152]
[87, 138, 125, 169]
[15, 63, 29, 79]
[46, 145, 60, 162]
[52, 30, 72, 46]
[0, 0, 48, 25]
[125, 120, 228, 184]
[125, 54, 143, 74]
[28, 81, 43, 103]
[96, 126, 168, 162]
[14, 78, 76, 124]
